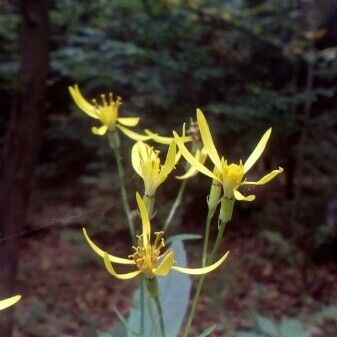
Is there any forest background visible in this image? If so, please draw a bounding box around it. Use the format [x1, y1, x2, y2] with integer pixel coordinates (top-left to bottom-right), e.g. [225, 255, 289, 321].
[0, 0, 337, 337]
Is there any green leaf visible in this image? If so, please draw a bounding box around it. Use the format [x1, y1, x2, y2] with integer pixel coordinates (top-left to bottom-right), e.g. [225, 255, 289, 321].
[236, 332, 262, 337]
[127, 241, 192, 337]
[166, 234, 202, 245]
[254, 314, 278, 336]
[279, 319, 308, 337]
[197, 324, 216, 337]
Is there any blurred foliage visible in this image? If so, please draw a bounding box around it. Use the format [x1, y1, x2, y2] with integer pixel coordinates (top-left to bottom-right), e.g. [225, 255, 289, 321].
[1, 0, 337, 254]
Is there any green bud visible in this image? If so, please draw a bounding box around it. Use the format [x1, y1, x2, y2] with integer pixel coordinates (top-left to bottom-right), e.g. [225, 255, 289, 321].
[207, 183, 221, 212]
[219, 197, 234, 224]
[143, 194, 155, 218]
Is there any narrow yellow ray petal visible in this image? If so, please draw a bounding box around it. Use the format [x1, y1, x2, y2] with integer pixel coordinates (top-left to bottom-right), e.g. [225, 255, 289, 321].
[117, 125, 151, 141]
[233, 188, 255, 202]
[158, 141, 176, 183]
[82, 228, 135, 265]
[176, 164, 198, 180]
[145, 129, 192, 145]
[196, 109, 221, 168]
[244, 128, 272, 173]
[0, 295, 21, 310]
[242, 167, 283, 185]
[117, 117, 140, 127]
[92, 125, 108, 135]
[171, 251, 230, 275]
[104, 253, 141, 280]
[131, 142, 143, 177]
[154, 250, 175, 276]
[69, 85, 99, 119]
[136, 193, 151, 245]
[173, 131, 220, 183]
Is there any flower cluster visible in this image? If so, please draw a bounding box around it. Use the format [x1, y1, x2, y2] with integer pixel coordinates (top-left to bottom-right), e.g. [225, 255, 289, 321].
[69, 85, 283, 282]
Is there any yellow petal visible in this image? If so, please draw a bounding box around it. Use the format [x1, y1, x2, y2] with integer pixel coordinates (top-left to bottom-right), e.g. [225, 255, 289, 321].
[242, 167, 283, 185]
[233, 188, 255, 202]
[104, 253, 141, 280]
[173, 131, 220, 183]
[92, 125, 108, 135]
[82, 228, 135, 265]
[136, 193, 151, 246]
[131, 141, 143, 177]
[243, 128, 272, 173]
[117, 117, 140, 127]
[176, 148, 208, 180]
[171, 251, 229, 275]
[145, 129, 192, 145]
[158, 141, 176, 183]
[69, 85, 99, 119]
[117, 125, 151, 141]
[0, 295, 21, 311]
[196, 109, 221, 168]
[154, 250, 174, 276]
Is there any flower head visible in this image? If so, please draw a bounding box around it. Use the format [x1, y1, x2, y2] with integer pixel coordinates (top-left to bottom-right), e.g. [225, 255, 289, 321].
[83, 193, 229, 280]
[69, 84, 149, 141]
[131, 141, 177, 197]
[145, 122, 208, 180]
[0, 295, 21, 310]
[174, 109, 283, 201]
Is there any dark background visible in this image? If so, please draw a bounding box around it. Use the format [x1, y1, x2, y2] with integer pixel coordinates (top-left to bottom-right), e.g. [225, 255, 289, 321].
[0, 0, 336, 336]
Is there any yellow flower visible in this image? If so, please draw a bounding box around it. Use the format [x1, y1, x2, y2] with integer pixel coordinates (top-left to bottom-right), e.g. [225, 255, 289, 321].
[0, 295, 21, 310]
[145, 124, 208, 180]
[174, 109, 283, 201]
[69, 84, 149, 140]
[131, 140, 177, 197]
[83, 193, 229, 280]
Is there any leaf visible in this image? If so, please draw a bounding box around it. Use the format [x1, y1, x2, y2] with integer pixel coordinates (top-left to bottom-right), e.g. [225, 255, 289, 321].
[279, 319, 308, 337]
[254, 314, 278, 336]
[127, 241, 192, 337]
[236, 332, 262, 337]
[166, 234, 202, 245]
[312, 305, 337, 323]
[197, 324, 216, 337]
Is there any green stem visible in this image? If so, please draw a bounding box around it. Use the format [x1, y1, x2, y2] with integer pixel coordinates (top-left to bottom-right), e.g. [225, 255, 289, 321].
[146, 278, 165, 337]
[111, 138, 135, 241]
[140, 277, 145, 336]
[163, 179, 187, 232]
[182, 219, 229, 337]
[154, 294, 165, 337]
[201, 210, 214, 267]
[210, 220, 228, 261]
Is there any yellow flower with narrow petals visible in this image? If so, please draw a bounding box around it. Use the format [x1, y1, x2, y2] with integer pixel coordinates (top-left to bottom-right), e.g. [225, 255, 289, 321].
[131, 141, 177, 197]
[82, 193, 229, 280]
[145, 123, 208, 180]
[0, 295, 21, 310]
[69, 84, 149, 141]
[174, 109, 283, 202]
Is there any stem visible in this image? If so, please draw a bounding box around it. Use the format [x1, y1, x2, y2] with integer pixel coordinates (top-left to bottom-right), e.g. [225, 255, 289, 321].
[154, 294, 166, 337]
[111, 139, 135, 241]
[202, 210, 214, 267]
[146, 278, 165, 337]
[182, 219, 228, 337]
[210, 220, 228, 261]
[163, 179, 187, 232]
[140, 277, 145, 336]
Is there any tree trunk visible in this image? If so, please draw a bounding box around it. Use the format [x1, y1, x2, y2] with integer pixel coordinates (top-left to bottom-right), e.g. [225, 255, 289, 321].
[0, 1, 49, 335]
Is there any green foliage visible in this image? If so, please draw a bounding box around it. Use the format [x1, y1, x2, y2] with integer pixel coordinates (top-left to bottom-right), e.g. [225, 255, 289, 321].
[237, 314, 309, 337]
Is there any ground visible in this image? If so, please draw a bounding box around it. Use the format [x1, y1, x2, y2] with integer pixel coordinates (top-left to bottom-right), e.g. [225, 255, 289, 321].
[11, 200, 337, 337]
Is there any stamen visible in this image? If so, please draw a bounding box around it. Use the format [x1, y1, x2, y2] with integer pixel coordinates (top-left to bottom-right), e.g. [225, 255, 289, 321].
[91, 98, 99, 109]
[101, 94, 107, 106]
[109, 92, 113, 105]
